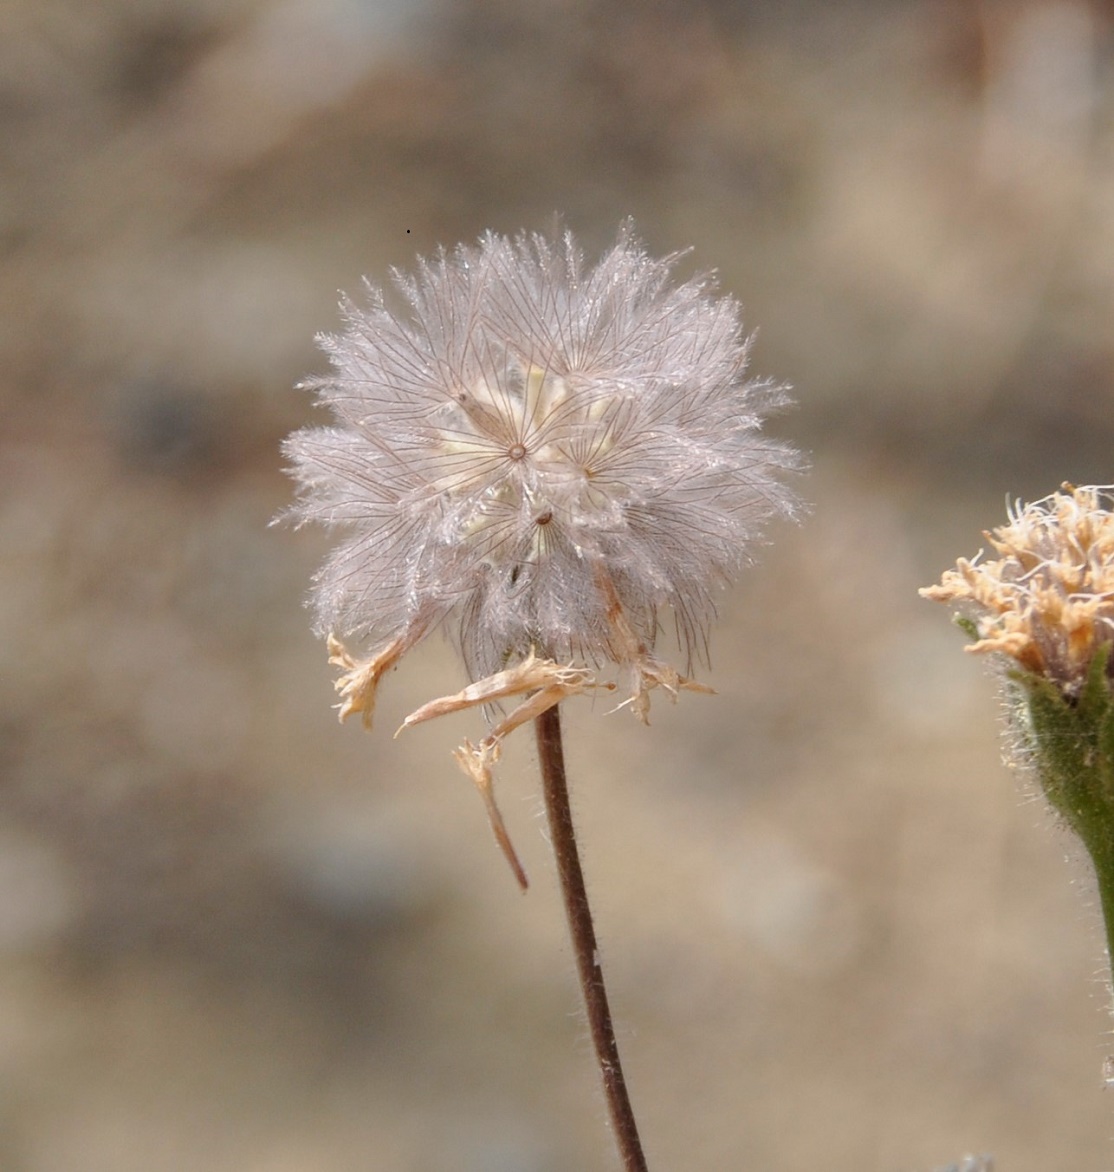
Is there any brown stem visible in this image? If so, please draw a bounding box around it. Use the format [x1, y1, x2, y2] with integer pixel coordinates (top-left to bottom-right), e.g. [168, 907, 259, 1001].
[535, 705, 648, 1172]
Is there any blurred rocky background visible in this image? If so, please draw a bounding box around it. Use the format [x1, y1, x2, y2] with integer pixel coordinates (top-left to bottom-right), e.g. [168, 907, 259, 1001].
[2, 0, 1113, 1168]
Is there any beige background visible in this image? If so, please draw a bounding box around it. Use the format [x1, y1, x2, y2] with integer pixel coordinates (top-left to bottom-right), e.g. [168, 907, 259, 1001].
[2, 1, 1114, 1168]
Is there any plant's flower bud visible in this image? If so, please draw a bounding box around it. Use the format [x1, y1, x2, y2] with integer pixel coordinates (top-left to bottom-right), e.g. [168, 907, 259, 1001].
[282, 224, 802, 881]
[923, 486, 1114, 1022]
[920, 484, 1114, 697]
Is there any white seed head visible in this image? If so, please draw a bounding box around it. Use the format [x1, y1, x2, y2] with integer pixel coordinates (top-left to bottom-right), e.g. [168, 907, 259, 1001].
[284, 224, 802, 685]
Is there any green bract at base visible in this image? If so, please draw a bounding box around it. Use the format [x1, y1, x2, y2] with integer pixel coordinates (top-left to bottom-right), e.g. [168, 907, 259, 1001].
[1016, 644, 1114, 974]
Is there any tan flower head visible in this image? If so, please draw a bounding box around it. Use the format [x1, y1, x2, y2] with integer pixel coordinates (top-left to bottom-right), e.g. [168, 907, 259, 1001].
[920, 484, 1114, 694]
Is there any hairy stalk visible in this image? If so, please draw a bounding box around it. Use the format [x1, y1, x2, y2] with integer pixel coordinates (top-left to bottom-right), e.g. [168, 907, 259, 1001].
[535, 706, 648, 1172]
[1090, 845, 1114, 979]
[1018, 648, 1114, 990]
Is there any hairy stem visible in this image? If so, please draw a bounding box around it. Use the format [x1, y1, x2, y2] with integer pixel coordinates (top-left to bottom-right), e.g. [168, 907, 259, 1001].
[1090, 846, 1114, 986]
[535, 705, 648, 1172]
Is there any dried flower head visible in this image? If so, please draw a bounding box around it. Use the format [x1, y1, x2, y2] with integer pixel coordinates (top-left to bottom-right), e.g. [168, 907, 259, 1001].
[923, 485, 1114, 1020]
[283, 224, 802, 881]
[920, 483, 1114, 696]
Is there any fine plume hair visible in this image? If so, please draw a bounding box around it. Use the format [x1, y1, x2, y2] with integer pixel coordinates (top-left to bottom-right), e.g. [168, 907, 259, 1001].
[283, 222, 803, 683]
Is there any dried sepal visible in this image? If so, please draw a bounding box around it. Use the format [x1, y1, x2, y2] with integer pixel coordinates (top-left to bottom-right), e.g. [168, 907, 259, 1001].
[397, 651, 601, 732]
[327, 632, 407, 728]
[398, 655, 612, 887]
[616, 657, 716, 724]
[451, 738, 529, 890]
[593, 562, 714, 722]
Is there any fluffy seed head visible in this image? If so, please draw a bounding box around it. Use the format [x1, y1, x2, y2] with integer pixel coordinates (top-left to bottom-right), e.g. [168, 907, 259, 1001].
[920, 484, 1114, 695]
[283, 224, 802, 685]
